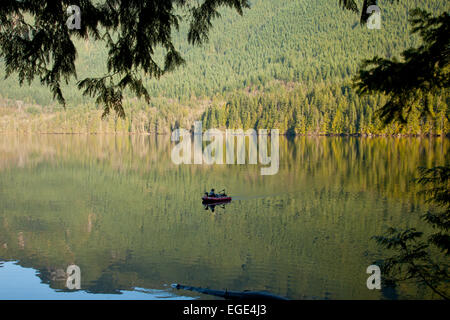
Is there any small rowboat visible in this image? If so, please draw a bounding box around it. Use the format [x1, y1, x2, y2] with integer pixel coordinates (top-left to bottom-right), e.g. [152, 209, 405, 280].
[202, 196, 232, 204]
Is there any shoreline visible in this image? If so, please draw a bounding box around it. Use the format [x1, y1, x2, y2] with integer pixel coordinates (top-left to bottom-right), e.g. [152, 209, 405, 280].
[0, 131, 448, 138]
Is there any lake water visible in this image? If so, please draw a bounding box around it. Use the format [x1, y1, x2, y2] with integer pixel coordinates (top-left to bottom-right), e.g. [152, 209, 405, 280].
[0, 134, 448, 300]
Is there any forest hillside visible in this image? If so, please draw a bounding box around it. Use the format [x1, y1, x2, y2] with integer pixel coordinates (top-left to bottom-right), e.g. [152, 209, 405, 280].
[0, 0, 448, 134]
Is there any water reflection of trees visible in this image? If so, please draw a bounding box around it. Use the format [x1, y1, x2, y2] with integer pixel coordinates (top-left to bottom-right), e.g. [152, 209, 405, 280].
[0, 135, 447, 200]
[0, 135, 448, 299]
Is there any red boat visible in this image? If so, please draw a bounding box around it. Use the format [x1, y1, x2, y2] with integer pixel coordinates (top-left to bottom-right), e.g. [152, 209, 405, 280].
[202, 195, 232, 204]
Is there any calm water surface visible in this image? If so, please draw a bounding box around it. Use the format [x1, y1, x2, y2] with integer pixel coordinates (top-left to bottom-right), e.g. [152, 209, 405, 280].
[0, 135, 448, 299]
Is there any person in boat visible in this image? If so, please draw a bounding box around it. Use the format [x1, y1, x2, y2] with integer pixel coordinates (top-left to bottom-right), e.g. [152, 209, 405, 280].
[208, 189, 216, 197]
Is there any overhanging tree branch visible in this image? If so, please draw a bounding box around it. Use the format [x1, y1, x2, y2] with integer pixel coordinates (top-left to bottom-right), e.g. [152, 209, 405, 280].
[0, 0, 250, 117]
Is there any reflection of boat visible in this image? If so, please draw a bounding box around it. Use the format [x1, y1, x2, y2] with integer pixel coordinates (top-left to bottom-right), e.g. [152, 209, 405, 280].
[203, 200, 230, 213]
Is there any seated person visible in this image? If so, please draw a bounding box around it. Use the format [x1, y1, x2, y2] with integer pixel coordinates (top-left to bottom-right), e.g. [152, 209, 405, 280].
[208, 189, 216, 197]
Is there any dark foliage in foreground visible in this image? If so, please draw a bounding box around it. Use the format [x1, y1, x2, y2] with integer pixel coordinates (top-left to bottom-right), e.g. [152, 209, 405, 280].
[0, 0, 249, 117]
[373, 166, 449, 299]
[364, 9, 449, 298]
[353, 9, 450, 125]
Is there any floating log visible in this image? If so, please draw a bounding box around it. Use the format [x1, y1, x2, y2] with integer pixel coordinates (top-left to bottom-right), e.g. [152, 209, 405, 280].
[172, 283, 289, 300]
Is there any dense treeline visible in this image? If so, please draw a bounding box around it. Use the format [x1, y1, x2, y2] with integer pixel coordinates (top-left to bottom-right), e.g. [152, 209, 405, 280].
[201, 82, 450, 135]
[0, 96, 208, 134]
[2, 81, 448, 135]
[0, 0, 449, 134]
